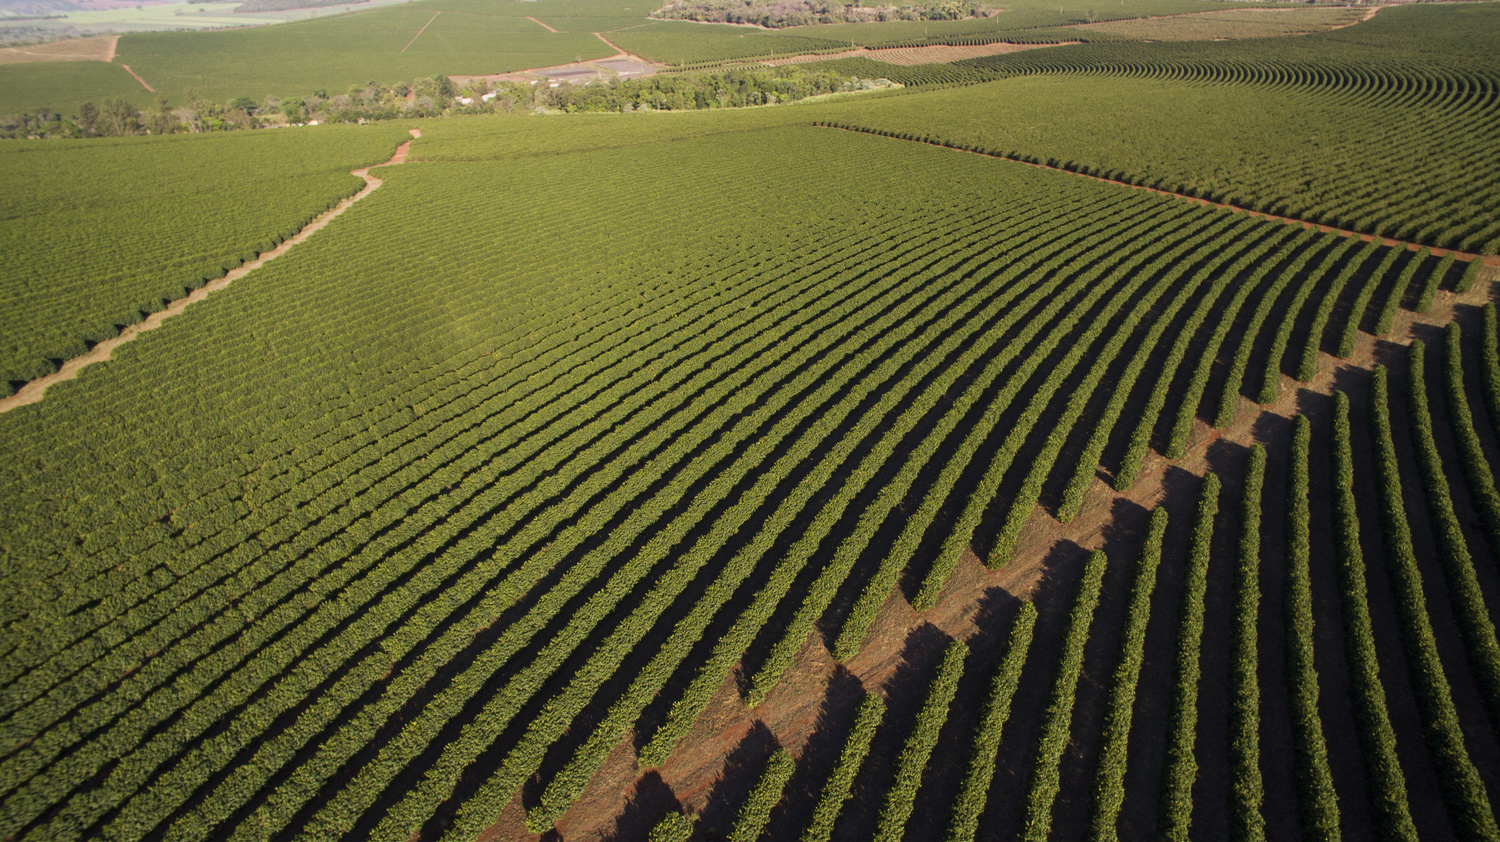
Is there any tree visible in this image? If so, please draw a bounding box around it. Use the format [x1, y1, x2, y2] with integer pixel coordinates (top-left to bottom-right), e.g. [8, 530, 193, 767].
[77, 101, 98, 136]
[146, 94, 175, 135]
[99, 97, 141, 136]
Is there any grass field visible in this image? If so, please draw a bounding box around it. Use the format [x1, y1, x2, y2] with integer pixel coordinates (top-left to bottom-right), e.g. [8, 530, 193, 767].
[2, 2, 1499, 841]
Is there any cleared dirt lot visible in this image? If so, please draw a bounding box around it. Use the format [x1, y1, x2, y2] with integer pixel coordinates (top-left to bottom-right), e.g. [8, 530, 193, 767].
[0, 34, 116, 63]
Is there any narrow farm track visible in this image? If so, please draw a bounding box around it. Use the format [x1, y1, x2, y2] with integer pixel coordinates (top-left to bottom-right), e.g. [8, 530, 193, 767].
[0, 129, 421, 416]
[818, 125, 1500, 268]
[546, 257, 1500, 842]
[119, 63, 152, 92]
[528, 16, 560, 33]
[401, 13, 440, 53]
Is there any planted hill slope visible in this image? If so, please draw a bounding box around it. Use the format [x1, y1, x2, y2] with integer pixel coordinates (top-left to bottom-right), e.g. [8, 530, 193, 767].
[0, 112, 1483, 841]
[0, 124, 406, 393]
[813, 2, 1500, 253]
[111, 4, 613, 105]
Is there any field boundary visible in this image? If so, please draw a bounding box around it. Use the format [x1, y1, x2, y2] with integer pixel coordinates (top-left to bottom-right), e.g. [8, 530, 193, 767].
[0, 128, 421, 416]
[120, 63, 154, 92]
[816, 123, 1500, 266]
[401, 12, 440, 53]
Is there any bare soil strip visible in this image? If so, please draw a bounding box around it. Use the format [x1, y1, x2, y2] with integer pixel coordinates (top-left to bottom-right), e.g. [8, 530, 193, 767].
[0, 34, 117, 64]
[0, 128, 421, 416]
[119, 63, 154, 92]
[527, 15, 560, 33]
[822, 127, 1500, 267]
[401, 12, 440, 53]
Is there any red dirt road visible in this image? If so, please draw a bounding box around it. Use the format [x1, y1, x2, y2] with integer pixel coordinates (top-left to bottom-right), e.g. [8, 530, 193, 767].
[120, 63, 153, 92]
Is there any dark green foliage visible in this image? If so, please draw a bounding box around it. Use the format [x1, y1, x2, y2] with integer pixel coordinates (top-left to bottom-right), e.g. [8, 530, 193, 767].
[1089, 508, 1168, 842]
[1336, 243, 1403, 358]
[1482, 304, 1500, 443]
[948, 602, 1036, 842]
[1441, 324, 1500, 562]
[1416, 253, 1454, 313]
[803, 694, 885, 842]
[874, 638, 968, 842]
[1374, 349, 1498, 842]
[1230, 446, 1266, 842]
[1257, 235, 1359, 404]
[1454, 258, 1484, 294]
[1284, 415, 1341, 840]
[1374, 248, 1429, 336]
[1157, 473, 1219, 841]
[1022, 549, 1109, 841]
[651, 811, 696, 842]
[1296, 239, 1382, 382]
[730, 748, 797, 842]
[1331, 390, 1418, 842]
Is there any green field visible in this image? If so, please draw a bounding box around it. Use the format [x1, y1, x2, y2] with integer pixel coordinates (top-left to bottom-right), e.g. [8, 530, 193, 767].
[2, 2, 1500, 841]
[0, 124, 406, 389]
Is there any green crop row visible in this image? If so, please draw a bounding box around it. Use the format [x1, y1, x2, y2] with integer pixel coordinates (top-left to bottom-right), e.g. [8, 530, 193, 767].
[995, 219, 1289, 563]
[1115, 226, 1287, 488]
[1295, 239, 1383, 382]
[1230, 446, 1266, 842]
[1055, 213, 1250, 519]
[641, 192, 1125, 767]
[873, 638, 969, 842]
[1373, 353, 1498, 842]
[1157, 473, 1220, 841]
[1484, 305, 1500, 442]
[1442, 324, 1500, 562]
[531, 196, 1093, 824]
[651, 811, 696, 842]
[802, 693, 885, 842]
[1164, 227, 1310, 459]
[1416, 253, 1455, 313]
[1331, 389, 1418, 842]
[947, 601, 1037, 842]
[1088, 508, 1166, 842]
[1335, 242, 1403, 358]
[829, 191, 1179, 658]
[1283, 415, 1340, 840]
[730, 748, 797, 842]
[1212, 234, 1334, 427]
[1021, 548, 1109, 841]
[1400, 340, 1500, 729]
[1374, 248, 1430, 336]
[1256, 236, 1361, 404]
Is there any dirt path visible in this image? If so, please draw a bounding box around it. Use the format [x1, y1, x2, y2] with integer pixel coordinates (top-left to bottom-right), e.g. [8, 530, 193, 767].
[401, 11, 439, 52]
[527, 15, 559, 33]
[592, 31, 624, 54]
[119, 63, 153, 92]
[0, 128, 421, 417]
[820, 126, 1500, 267]
[106, 34, 118, 62]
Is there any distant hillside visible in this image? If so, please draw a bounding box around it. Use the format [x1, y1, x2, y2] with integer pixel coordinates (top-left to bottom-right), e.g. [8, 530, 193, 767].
[234, 0, 367, 11]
